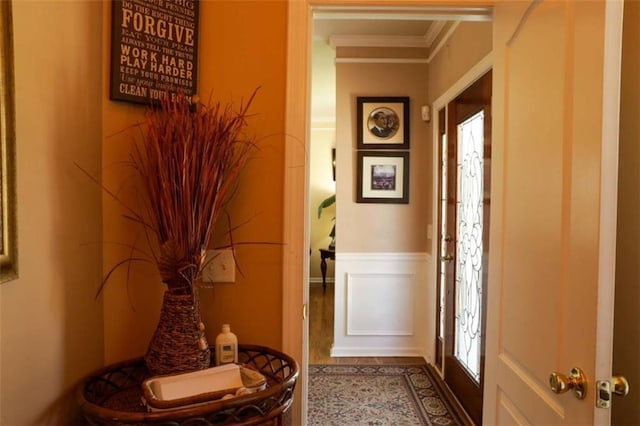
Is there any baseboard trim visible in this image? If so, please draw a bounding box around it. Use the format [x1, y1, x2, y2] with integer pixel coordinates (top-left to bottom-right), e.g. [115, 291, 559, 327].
[330, 346, 426, 358]
[309, 277, 335, 284]
[336, 252, 429, 262]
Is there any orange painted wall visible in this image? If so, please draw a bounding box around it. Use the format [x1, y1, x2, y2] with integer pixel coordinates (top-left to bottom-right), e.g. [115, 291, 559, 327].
[197, 0, 286, 350]
[102, 0, 287, 364]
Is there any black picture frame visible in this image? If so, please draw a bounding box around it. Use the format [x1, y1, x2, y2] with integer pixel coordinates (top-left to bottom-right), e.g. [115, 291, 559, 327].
[357, 151, 410, 204]
[109, 0, 200, 105]
[357, 96, 410, 149]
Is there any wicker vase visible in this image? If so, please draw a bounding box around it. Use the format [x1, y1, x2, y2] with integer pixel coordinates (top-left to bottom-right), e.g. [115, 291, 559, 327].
[144, 291, 211, 376]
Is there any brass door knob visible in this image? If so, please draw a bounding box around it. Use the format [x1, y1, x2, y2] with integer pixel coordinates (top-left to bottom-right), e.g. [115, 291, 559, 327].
[549, 367, 587, 399]
[596, 376, 629, 408]
[611, 376, 630, 397]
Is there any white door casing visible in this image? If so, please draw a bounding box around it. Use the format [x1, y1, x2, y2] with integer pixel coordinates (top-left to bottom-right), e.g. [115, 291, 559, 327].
[483, 0, 622, 424]
[284, 2, 312, 424]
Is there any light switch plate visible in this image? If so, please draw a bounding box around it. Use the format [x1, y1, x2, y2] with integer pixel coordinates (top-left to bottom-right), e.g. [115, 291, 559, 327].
[202, 249, 235, 283]
[421, 105, 430, 122]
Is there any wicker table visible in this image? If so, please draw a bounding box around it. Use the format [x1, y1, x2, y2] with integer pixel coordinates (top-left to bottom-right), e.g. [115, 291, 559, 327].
[76, 345, 299, 425]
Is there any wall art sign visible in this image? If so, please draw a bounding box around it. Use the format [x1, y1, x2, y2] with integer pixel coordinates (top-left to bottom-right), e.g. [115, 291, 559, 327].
[356, 96, 410, 149]
[357, 151, 410, 204]
[110, 0, 200, 105]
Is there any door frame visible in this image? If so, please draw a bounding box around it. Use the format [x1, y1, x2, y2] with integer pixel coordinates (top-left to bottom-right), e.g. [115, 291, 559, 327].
[431, 54, 492, 422]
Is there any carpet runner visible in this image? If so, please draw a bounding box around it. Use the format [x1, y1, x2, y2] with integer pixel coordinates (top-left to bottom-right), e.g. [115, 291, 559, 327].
[308, 364, 467, 426]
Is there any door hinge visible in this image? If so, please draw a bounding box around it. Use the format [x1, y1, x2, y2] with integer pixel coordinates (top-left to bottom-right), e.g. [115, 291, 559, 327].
[302, 303, 308, 320]
[596, 376, 629, 409]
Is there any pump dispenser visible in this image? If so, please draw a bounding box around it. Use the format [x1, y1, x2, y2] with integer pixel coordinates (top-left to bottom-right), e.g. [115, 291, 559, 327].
[215, 324, 238, 365]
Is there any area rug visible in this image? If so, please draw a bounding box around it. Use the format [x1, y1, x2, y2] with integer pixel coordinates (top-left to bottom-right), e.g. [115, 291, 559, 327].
[308, 364, 465, 426]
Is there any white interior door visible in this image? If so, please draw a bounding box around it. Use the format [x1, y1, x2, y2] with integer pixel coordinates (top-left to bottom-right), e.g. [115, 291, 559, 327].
[484, 0, 623, 424]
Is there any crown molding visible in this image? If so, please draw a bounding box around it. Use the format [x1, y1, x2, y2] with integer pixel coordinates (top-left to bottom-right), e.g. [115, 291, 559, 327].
[335, 57, 429, 64]
[329, 34, 429, 49]
[427, 21, 460, 63]
[313, 6, 492, 22]
[424, 20, 446, 47]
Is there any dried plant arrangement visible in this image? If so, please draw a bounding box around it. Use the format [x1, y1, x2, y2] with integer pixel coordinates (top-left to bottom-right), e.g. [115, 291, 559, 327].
[89, 89, 259, 375]
[130, 91, 257, 295]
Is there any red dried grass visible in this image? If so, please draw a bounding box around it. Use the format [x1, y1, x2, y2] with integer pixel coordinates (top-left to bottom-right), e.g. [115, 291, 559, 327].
[101, 90, 258, 296]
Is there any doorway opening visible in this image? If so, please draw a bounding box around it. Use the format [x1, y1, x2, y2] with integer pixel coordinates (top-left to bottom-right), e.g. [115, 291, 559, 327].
[299, 5, 493, 424]
[308, 36, 337, 364]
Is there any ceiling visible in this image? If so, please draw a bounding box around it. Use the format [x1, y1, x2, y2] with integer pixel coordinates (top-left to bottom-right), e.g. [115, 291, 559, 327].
[313, 6, 492, 46]
[310, 6, 493, 122]
[314, 17, 438, 43]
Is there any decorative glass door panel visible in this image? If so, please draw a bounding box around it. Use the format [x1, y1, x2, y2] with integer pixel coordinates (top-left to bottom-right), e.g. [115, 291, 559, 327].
[454, 110, 484, 383]
[435, 107, 448, 371]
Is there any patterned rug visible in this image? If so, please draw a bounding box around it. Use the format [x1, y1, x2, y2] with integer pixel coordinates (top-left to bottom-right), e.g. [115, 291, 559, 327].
[308, 364, 465, 426]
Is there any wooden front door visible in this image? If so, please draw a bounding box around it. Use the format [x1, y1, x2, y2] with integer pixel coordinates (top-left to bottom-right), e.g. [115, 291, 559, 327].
[483, 0, 623, 424]
[436, 70, 492, 425]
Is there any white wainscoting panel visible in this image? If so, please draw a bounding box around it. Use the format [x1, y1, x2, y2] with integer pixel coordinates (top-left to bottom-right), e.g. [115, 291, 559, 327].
[330, 252, 432, 358]
[346, 273, 414, 336]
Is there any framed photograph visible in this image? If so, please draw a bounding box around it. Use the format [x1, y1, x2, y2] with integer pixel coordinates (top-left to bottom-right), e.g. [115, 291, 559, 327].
[357, 96, 410, 149]
[357, 151, 409, 204]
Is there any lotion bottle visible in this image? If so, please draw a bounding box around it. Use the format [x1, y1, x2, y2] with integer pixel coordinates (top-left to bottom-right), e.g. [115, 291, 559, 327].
[215, 324, 238, 365]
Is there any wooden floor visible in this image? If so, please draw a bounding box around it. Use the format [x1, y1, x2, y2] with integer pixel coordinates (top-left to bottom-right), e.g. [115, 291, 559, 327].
[308, 282, 426, 365]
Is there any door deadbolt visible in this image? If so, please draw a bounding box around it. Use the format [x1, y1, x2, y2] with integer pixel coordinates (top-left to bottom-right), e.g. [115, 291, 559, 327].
[549, 367, 587, 400]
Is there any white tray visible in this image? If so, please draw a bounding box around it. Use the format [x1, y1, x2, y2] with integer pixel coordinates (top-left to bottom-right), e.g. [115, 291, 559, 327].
[142, 363, 266, 410]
